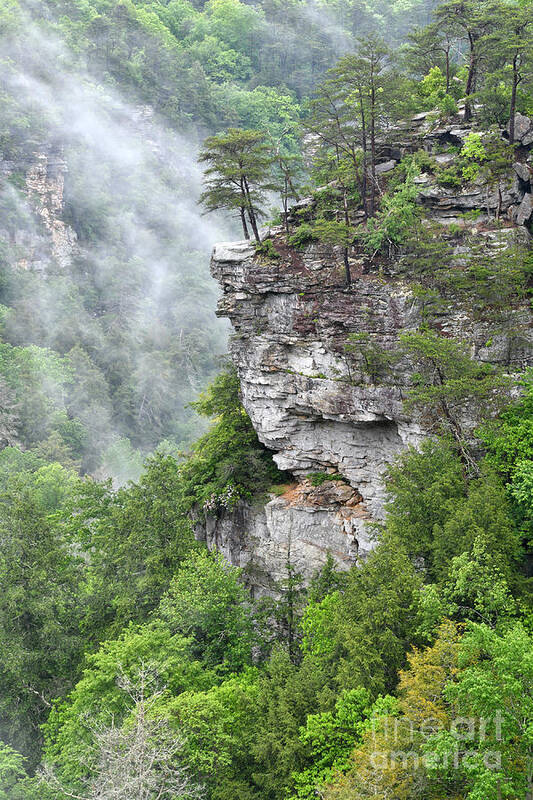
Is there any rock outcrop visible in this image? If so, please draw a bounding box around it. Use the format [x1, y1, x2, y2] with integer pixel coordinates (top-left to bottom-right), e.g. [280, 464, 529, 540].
[194, 480, 365, 598]
[0, 145, 78, 272]
[199, 112, 533, 592]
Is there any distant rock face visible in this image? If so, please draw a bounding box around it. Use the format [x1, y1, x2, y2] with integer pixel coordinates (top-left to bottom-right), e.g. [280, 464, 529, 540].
[212, 238, 422, 517]
[205, 114, 533, 592]
[25, 151, 78, 270]
[0, 146, 78, 272]
[209, 233, 531, 589]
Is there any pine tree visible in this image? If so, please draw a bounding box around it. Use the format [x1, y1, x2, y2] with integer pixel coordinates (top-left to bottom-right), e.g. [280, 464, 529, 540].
[484, 2, 533, 142]
[199, 128, 275, 242]
[434, 0, 499, 121]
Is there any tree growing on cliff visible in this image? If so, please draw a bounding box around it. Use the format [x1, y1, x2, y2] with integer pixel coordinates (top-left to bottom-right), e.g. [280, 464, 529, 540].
[433, 0, 499, 122]
[405, 23, 456, 93]
[400, 330, 511, 471]
[484, 2, 533, 142]
[307, 35, 390, 219]
[199, 128, 275, 242]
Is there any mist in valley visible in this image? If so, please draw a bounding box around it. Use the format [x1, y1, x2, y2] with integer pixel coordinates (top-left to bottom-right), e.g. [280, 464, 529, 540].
[0, 8, 235, 482]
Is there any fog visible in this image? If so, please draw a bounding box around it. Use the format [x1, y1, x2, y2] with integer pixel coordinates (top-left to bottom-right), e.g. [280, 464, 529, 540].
[0, 10, 235, 482]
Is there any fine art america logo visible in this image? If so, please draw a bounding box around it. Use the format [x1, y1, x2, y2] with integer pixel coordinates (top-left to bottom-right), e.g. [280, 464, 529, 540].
[368, 712, 506, 772]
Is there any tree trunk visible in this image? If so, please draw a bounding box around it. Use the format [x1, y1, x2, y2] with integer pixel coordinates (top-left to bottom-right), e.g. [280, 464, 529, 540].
[240, 207, 250, 239]
[287, 174, 300, 202]
[242, 176, 260, 242]
[509, 54, 519, 144]
[283, 176, 289, 237]
[369, 80, 377, 216]
[239, 177, 250, 239]
[464, 34, 476, 122]
[358, 87, 368, 216]
[343, 248, 352, 287]
[247, 208, 260, 242]
[343, 188, 352, 287]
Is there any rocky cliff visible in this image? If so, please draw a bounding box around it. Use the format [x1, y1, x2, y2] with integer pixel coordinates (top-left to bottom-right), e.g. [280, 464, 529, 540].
[200, 112, 533, 595]
[0, 145, 78, 273]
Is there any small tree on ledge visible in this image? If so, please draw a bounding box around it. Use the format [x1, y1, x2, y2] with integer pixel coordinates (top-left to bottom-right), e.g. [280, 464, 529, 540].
[199, 128, 274, 242]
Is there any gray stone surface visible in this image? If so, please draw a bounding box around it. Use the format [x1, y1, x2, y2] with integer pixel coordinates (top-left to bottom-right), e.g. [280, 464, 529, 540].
[375, 159, 397, 175]
[0, 147, 78, 272]
[195, 479, 372, 596]
[515, 193, 533, 225]
[204, 114, 533, 589]
[509, 113, 532, 142]
[514, 162, 532, 184]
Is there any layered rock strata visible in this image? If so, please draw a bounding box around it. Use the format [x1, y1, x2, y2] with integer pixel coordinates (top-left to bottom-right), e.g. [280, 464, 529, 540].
[199, 113, 533, 591]
[0, 146, 78, 272]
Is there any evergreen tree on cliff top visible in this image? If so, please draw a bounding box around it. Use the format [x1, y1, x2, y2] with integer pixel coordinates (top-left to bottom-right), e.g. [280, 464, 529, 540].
[199, 128, 274, 242]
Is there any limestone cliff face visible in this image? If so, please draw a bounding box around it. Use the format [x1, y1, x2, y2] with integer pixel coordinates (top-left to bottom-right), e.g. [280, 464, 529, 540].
[194, 481, 363, 597]
[0, 146, 78, 272]
[201, 113, 533, 593]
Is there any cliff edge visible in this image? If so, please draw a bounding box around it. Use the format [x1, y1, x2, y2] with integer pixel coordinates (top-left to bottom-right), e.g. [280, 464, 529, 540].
[201, 113, 533, 593]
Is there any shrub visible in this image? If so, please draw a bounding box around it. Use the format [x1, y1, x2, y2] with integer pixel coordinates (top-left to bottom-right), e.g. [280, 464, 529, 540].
[460, 132, 487, 181]
[255, 238, 280, 260]
[288, 223, 316, 250]
[308, 471, 344, 486]
[362, 164, 419, 255]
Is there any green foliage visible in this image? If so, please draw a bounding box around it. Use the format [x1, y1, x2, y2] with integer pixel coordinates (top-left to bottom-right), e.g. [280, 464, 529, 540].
[167, 671, 259, 799]
[301, 591, 342, 660]
[435, 161, 463, 187]
[43, 622, 212, 789]
[362, 164, 420, 255]
[199, 127, 275, 241]
[433, 468, 522, 585]
[404, 233, 533, 322]
[345, 333, 400, 384]
[250, 648, 335, 799]
[385, 439, 522, 586]
[158, 549, 255, 674]
[0, 463, 86, 766]
[418, 66, 447, 106]
[439, 92, 459, 117]
[181, 367, 286, 513]
[255, 238, 281, 260]
[442, 534, 518, 625]
[0, 341, 73, 448]
[213, 85, 301, 152]
[288, 223, 316, 250]
[400, 330, 510, 453]
[429, 623, 533, 800]
[302, 535, 423, 696]
[311, 218, 354, 249]
[307, 471, 344, 486]
[290, 688, 376, 800]
[62, 454, 197, 638]
[332, 534, 423, 696]
[307, 555, 347, 605]
[435, 130, 514, 193]
[417, 66, 458, 117]
[384, 439, 467, 579]
[460, 132, 487, 181]
[0, 743, 26, 800]
[482, 373, 533, 480]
